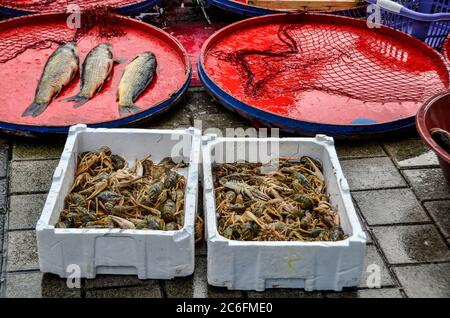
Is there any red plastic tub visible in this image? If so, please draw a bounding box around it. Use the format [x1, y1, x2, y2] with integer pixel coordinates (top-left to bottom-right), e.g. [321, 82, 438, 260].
[416, 91, 450, 185]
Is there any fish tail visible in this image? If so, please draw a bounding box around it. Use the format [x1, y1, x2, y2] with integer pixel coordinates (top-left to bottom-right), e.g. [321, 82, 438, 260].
[119, 103, 141, 116]
[22, 102, 48, 117]
[61, 95, 89, 108]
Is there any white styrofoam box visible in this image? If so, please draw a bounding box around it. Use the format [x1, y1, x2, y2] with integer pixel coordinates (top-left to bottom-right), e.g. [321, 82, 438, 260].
[36, 124, 201, 279]
[202, 134, 367, 291]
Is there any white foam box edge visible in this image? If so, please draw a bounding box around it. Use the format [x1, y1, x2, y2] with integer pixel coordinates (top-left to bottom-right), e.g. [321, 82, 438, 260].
[202, 134, 367, 291]
[36, 124, 201, 279]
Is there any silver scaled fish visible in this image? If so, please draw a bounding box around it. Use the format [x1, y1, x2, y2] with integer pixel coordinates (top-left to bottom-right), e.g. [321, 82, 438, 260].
[22, 42, 79, 117]
[62, 43, 115, 108]
[116, 51, 157, 116]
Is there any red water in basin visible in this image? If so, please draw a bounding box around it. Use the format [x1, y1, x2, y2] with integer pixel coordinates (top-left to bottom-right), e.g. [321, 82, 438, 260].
[1, 0, 145, 12]
[0, 14, 189, 127]
[203, 14, 449, 126]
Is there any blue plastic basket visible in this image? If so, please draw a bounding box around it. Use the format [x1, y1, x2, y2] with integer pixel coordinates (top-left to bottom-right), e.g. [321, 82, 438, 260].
[366, 0, 450, 49]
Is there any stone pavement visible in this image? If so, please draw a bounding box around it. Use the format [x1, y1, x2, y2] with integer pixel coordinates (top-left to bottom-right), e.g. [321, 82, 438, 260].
[0, 88, 449, 298]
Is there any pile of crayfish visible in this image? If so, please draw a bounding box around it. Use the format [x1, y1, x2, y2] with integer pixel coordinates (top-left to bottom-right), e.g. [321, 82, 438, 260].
[213, 157, 346, 241]
[56, 147, 188, 231]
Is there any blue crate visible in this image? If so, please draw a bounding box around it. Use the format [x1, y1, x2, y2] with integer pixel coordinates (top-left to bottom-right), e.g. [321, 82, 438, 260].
[366, 0, 450, 48]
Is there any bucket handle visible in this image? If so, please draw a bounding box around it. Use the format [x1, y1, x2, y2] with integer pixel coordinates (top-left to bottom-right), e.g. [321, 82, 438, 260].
[365, 0, 450, 21]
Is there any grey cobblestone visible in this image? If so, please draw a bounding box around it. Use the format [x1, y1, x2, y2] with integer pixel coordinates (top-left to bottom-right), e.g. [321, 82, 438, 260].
[424, 201, 450, 238]
[373, 225, 450, 264]
[12, 139, 64, 161]
[9, 160, 58, 194]
[383, 139, 439, 168]
[6, 272, 81, 298]
[0, 179, 7, 214]
[185, 90, 222, 115]
[394, 264, 450, 298]
[165, 257, 243, 298]
[86, 282, 163, 298]
[165, 276, 195, 298]
[0, 213, 4, 252]
[6, 230, 39, 272]
[0, 141, 8, 178]
[143, 103, 192, 129]
[360, 245, 394, 288]
[9, 193, 47, 230]
[353, 189, 429, 225]
[341, 157, 406, 191]
[195, 112, 252, 134]
[85, 275, 147, 290]
[403, 168, 450, 201]
[248, 290, 323, 298]
[353, 205, 373, 244]
[336, 141, 385, 159]
[195, 257, 242, 298]
[325, 288, 403, 298]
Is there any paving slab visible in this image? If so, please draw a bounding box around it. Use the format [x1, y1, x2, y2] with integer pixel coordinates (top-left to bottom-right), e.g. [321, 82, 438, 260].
[5, 272, 81, 298]
[248, 290, 323, 298]
[383, 139, 439, 168]
[341, 157, 407, 191]
[9, 160, 58, 194]
[6, 230, 39, 272]
[143, 102, 192, 129]
[325, 288, 403, 298]
[0, 141, 8, 178]
[0, 214, 4, 251]
[185, 90, 222, 115]
[12, 139, 64, 161]
[86, 282, 163, 298]
[164, 276, 195, 298]
[403, 168, 450, 201]
[353, 189, 430, 225]
[165, 257, 243, 298]
[364, 230, 373, 244]
[394, 264, 450, 298]
[360, 245, 395, 288]
[372, 225, 450, 264]
[353, 205, 373, 244]
[336, 141, 385, 159]
[194, 112, 252, 135]
[8, 193, 47, 230]
[423, 201, 450, 238]
[194, 257, 242, 298]
[85, 275, 148, 290]
[0, 179, 7, 214]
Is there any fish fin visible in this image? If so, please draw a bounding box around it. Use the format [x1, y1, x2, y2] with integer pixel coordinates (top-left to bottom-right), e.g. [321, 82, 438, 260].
[119, 104, 141, 116]
[96, 81, 107, 94]
[114, 58, 127, 64]
[61, 95, 89, 108]
[22, 102, 48, 117]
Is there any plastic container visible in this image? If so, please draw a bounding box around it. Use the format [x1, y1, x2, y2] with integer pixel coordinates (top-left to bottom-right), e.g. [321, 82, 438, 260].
[202, 134, 367, 291]
[416, 92, 450, 186]
[36, 124, 201, 279]
[365, 0, 450, 49]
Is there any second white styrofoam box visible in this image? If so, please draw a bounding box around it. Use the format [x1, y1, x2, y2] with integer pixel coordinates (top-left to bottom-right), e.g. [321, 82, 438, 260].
[36, 124, 201, 279]
[202, 134, 367, 291]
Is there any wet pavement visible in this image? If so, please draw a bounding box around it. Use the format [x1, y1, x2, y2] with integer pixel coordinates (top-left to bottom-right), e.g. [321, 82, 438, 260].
[0, 3, 449, 299]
